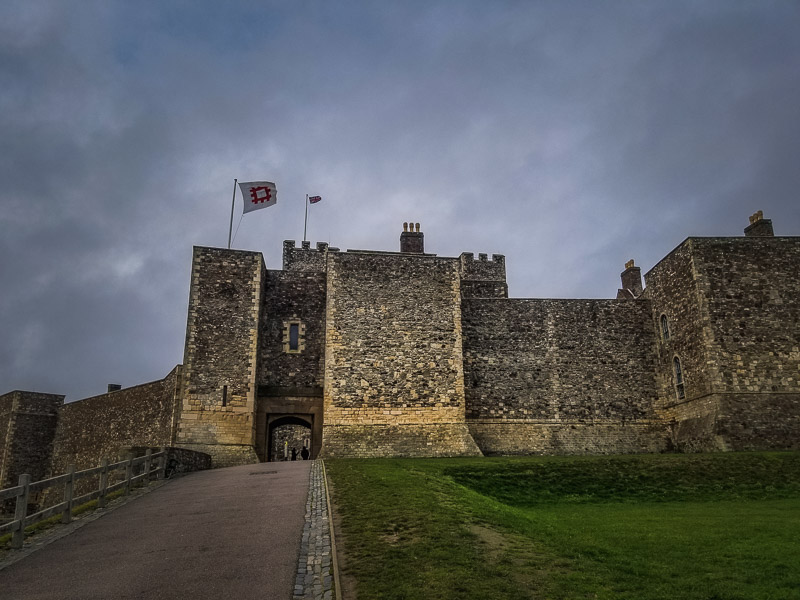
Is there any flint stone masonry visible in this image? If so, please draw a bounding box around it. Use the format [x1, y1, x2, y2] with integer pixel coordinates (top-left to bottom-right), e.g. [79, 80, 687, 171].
[48, 367, 181, 475]
[260, 270, 327, 390]
[462, 299, 659, 422]
[0, 392, 63, 492]
[4, 218, 799, 468]
[646, 235, 800, 450]
[177, 246, 265, 466]
[320, 250, 481, 457]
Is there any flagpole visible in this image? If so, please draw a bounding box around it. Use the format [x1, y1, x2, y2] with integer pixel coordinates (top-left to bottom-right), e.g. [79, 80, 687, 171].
[303, 194, 309, 243]
[228, 178, 237, 249]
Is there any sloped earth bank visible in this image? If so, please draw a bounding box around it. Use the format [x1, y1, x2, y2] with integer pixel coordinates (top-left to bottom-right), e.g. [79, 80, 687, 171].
[325, 453, 800, 600]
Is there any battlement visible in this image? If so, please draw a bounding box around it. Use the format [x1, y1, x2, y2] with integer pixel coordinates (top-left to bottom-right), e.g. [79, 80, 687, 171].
[459, 252, 506, 280]
[282, 240, 340, 272]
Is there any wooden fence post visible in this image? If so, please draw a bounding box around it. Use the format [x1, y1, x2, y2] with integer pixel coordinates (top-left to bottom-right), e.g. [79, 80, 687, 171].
[62, 464, 75, 524]
[98, 457, 109, 508]
[11, 473, 31, 549]
[158, 447, 167, 480]
[144, 448, 153, 483]
[124, 455, 133, 496]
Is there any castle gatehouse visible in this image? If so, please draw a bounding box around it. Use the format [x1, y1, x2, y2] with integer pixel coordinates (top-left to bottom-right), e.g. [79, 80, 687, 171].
[2, 213, 799, 477]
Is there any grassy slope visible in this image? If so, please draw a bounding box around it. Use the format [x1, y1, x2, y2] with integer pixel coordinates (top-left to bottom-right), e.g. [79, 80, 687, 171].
[326, 453, 800, 600]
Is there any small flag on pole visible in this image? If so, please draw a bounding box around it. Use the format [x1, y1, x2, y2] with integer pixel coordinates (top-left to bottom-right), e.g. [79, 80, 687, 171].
[239, 181, 277, 213]
[309, 195, 322, 204]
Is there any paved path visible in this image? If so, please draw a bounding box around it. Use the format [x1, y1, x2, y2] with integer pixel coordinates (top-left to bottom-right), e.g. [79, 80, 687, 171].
[0, 460, 312, 600]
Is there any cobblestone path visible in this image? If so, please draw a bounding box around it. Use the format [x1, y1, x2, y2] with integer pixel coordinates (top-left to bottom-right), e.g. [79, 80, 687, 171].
[294, 460, 338, 600]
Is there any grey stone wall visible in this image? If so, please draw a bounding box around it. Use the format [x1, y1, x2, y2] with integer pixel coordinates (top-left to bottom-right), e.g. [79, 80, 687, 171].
[176, 246, 265, 466]
[468, 423, 668, 456]
[321, 251, 480, 457]
[694, 237, 800, 394]
[644, 239, 715, 408]
[646, 235, 800, 451]
[462, 299, 660, 422]
[49, 367, 180, 475]
[0, 392, 63, 490]
[717, 393, 800, 450]
[282, 240, 335, 272]
[461, 298, 667, 455]
[259, 270, 327, 390]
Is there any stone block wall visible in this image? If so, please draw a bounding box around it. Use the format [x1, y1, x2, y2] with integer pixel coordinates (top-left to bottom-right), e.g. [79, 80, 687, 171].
[259, 269, 327, 390]
[460, 252, 506, 281]
[461, 298, 664, 454]
[644, 239, 716, 408]
[716, 393, 800, 450]
[459, 253, 508, 298]
[0, 392, 63, 490]
[321, 252, 481, 457]
[646, 235, 800, 451]
[49, 367, 180, 475]
[693, 237, 800, 394]
[468, 423, 668, 456]
[176, 247, 265, 466]
[282, 240, 336, 272]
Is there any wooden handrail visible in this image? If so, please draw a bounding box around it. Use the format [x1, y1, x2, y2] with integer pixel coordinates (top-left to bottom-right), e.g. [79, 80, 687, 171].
[1, 448, 166, 548]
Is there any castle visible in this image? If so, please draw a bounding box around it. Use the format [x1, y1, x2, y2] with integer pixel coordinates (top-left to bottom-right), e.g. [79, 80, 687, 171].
[2, 212, 799, 484]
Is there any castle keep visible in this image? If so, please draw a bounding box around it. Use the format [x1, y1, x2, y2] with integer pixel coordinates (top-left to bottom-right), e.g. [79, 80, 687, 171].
[2, 213, 799, 478]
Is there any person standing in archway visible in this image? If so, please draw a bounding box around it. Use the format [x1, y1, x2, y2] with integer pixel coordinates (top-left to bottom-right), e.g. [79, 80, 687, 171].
[291, 447, 298, 461]
[301, 446, 310, 460]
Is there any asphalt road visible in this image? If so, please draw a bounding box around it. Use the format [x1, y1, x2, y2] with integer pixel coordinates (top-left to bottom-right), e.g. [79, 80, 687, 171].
[0, 460, 312, 600]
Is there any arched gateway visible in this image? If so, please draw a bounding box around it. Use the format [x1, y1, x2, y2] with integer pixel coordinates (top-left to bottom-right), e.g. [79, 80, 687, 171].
[268, 415, 312, 461]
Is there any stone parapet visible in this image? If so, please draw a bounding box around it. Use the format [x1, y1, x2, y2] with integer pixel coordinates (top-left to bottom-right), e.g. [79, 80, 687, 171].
[176, 443, 259, 468]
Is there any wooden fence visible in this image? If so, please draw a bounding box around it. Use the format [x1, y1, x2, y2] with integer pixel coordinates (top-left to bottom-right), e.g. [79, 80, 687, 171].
[0, 449, 166, 549]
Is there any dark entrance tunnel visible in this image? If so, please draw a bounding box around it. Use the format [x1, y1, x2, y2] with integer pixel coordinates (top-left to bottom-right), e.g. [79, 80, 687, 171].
[268, 415, 312, 461]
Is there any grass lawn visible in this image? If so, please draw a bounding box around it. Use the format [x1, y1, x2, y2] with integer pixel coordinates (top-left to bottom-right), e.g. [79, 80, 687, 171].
[325, 452, 800, 600]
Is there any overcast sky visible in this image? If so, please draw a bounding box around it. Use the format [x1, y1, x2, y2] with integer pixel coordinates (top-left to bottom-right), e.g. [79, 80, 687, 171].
[2, 1, 799, 402]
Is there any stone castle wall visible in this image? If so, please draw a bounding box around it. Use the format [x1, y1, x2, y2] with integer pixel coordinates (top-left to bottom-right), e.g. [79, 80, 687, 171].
[646, 236, 800, 450]
[176, 247, 265, 466]
[259, 269, 327, 391]
[694, 237, 800, 394]
[462, 298, 667, 454]
[0, 391, 63, 490]
[5, 222, 798, 469]
[282, 240, 335, 272]
[48, 367, 181, 475]
[644, 239, 715, 408]
[321, 252, 481, 457]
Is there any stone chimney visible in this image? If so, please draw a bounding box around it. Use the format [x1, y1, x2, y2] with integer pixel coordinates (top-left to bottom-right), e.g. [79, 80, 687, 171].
[400, 222, 424, 253]
[617, 259, 642, 298]
[107, 384, 122, 393]
[744, 210, 774, 237]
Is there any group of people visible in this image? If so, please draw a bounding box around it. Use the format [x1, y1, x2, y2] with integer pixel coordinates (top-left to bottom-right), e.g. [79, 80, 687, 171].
[290, 446, 310, 460]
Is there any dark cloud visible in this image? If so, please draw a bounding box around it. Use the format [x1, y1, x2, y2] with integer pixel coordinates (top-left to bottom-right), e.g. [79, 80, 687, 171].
[2, 1, 799, 400]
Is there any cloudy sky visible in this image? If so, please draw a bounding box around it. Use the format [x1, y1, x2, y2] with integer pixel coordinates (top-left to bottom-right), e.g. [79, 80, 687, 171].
[2, 1, 798, 402]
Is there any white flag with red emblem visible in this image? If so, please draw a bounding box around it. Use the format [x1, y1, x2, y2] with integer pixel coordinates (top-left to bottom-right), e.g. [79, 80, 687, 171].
[239, 181, 277, 213]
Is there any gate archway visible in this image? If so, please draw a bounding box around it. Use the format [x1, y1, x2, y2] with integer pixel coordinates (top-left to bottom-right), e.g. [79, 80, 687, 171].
[268, 415, 312, 461]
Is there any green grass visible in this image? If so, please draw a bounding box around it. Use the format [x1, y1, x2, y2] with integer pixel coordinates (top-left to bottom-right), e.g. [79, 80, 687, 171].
[326, 452, 800, 600]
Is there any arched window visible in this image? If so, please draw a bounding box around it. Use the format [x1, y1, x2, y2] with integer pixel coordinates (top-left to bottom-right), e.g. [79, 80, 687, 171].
[673, 356, 685, 400]
[660, 314, 670, 340]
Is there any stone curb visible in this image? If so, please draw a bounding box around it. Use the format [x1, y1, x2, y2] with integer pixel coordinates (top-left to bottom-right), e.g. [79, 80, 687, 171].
[293, 460, 340, 600]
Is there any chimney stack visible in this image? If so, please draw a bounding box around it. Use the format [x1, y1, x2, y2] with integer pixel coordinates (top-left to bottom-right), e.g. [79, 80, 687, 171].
[400, 222, 424, 253]
[618, 259, 642, 298]
[744, 210, 774, 237]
